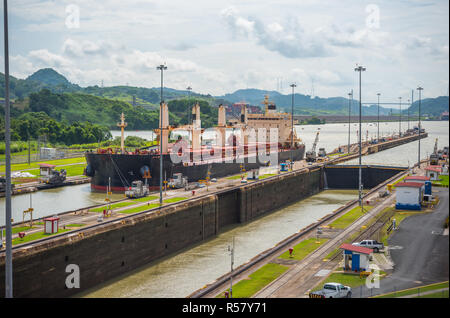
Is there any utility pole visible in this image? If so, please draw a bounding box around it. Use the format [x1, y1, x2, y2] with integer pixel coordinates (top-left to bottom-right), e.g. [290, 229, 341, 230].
[399, 97, 402, 137]
[377, 93, 380, 142]
[3, 0, 13, 298]
[417, 86, 423, 168]
[290, 83, 297, 165]
[348, 90, 353, 153]
[228, 237, 235, 298]
[355, 65, 366, 208]
[157, 64, 167, 206]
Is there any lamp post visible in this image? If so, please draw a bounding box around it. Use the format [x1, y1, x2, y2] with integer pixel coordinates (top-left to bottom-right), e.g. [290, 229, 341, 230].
[3, 0, 13, 298]
[157, 64, 167, 206]
[187, 86, 192, 125]
[377, 93, 380, 142]
[290, 83, 297, 165]
[348, 91, 353, 153]
[228, 237, 235, 298]
[398, 97, 402, 137]
[354, 65, 366, 208]
[407, 99, 410, 131]
[417, 86, 423, 168]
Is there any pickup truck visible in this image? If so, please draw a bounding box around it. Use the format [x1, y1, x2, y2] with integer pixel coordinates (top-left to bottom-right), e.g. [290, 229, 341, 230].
[309, 283, 352, 298]
[352, 239, 384, 253]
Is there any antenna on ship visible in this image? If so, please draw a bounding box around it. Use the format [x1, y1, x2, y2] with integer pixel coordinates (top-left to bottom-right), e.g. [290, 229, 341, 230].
[117, 113, 128, 154]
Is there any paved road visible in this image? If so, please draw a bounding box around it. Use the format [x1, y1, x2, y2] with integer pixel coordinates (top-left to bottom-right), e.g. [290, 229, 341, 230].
[356, 187, 449, 298]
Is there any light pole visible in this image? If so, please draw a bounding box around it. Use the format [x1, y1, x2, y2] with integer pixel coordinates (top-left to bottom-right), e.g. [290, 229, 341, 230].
[348, 91, 353, 153]
[355, 65, 366, 208]
[398, 97, 402, 137]
[187, 86, 192, 125]
[407, 99, 410, 131]
[157, 64, 167, 206]
[228, 237, 235, 298]
[3, 0, 13, 298]
[377, 93, 380, 142]
[417, 86, 423, 168]
[290, 83, 297, 165]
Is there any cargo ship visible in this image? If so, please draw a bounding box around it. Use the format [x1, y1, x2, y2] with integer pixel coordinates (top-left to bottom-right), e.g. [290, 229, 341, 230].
[85, 96, 305, 191]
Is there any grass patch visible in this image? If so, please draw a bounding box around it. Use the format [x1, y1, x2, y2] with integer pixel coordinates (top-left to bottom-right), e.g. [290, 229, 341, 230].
[12, 229, 71, 245]
[163, 197, 187, 203]
[89, 196, 159, 212]
[65, 224, 85, 227]
[374, 281, 449, 298]
[216, 263, 289, 298]
[279, 238, 328, 261]
[0, 157, 86, 174]
[259, 173, 277, 179]
[311, 272, 380, 292]
[415, 290, 449, 298]
[328, 206, 373, 229]
[378, 207, 424, 246]
[226, 174, 247, 180]
[432, 175, 449, 187]
[118, 203, 160, 214]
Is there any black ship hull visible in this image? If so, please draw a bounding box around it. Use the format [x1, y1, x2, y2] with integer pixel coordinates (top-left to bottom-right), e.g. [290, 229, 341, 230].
[85, 146, 305, 191]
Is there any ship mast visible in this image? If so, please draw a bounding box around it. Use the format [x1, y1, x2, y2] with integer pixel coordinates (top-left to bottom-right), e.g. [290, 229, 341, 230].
[117, 113, 128, 154]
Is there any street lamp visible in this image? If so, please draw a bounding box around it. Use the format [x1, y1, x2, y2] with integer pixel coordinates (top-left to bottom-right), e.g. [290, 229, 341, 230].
[377, 93, 380, 142]
[417, 86, 423, 168]
[348, 91, 353, 154]
[407, 99, 410, 131]
[398, 97, 402, 137]
[3, 0, 13, 298]
[354, 65, 366, 208]
[187, 86, 192, 125]
[157, 64, 167, 206]
[290, 83, 297, 165]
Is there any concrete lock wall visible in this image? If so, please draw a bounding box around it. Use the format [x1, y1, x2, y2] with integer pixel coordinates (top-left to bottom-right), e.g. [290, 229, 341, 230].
[0, 168, 322, 298]
[324, 165, 406, 189]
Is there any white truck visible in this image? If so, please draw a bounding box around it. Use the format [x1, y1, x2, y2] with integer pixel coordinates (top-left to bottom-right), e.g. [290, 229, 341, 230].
[125, 180, 149, 198]
[168, 173, 188, 189]
[352, 239, 384, 253]
[309, 283, 352, 298]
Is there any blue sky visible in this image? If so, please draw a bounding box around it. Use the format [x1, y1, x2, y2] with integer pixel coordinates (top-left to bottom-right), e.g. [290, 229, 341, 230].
[1, 0, 449, 105]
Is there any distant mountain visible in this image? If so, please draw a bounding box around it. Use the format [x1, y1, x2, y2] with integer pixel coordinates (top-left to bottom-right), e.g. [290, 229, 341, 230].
[217, 89, 394, 116]
[407, 96, 449, 117]
[26, 68, 73, 87]
[1, 68, 448, 118]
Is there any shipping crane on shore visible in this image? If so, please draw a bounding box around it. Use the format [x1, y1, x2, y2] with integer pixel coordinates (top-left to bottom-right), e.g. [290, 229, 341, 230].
[306, 130, 320, 162]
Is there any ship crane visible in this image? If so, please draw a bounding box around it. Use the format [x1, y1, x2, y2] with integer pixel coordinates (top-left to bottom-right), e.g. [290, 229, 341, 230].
[306, 130, 320, 162]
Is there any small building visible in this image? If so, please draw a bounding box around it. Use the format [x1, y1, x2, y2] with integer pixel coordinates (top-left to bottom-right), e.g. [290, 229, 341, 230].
[340, 243, 372, 272]
[425, 166, 442, 181]
[440, 111, 449, 121]
[44, 217, 60, 234]
[38, 163, 56, 176]
[395, 182, 423, 210]
[404, 175, 430, 184]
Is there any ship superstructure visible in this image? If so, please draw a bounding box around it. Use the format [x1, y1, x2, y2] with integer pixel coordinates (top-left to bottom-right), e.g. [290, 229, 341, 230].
[85, 95, 305, 191]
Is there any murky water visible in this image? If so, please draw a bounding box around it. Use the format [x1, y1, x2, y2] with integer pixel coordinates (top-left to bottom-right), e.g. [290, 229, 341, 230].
[79, 189, 358, 298]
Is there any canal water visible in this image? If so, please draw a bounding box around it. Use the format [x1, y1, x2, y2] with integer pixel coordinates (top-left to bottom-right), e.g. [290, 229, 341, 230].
[1, 121, 447, 225]
[79, 189, 359, 298]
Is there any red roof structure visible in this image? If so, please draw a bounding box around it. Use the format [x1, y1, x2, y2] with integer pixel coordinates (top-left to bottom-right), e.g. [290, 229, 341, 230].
[395, 182, 424, 188]
[425, 166, 441, 173]
[404, 176, 430, 181]
[340, 243, 372, 255]
[38, 163, 56, 168]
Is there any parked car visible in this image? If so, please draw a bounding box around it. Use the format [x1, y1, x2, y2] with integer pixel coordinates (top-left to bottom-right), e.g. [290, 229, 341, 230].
[309, 283, 352, 298]
[352, 239, 384, 253]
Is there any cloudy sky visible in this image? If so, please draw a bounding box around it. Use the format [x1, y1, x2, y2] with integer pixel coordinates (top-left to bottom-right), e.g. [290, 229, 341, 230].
[1, 0, 449, 104]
